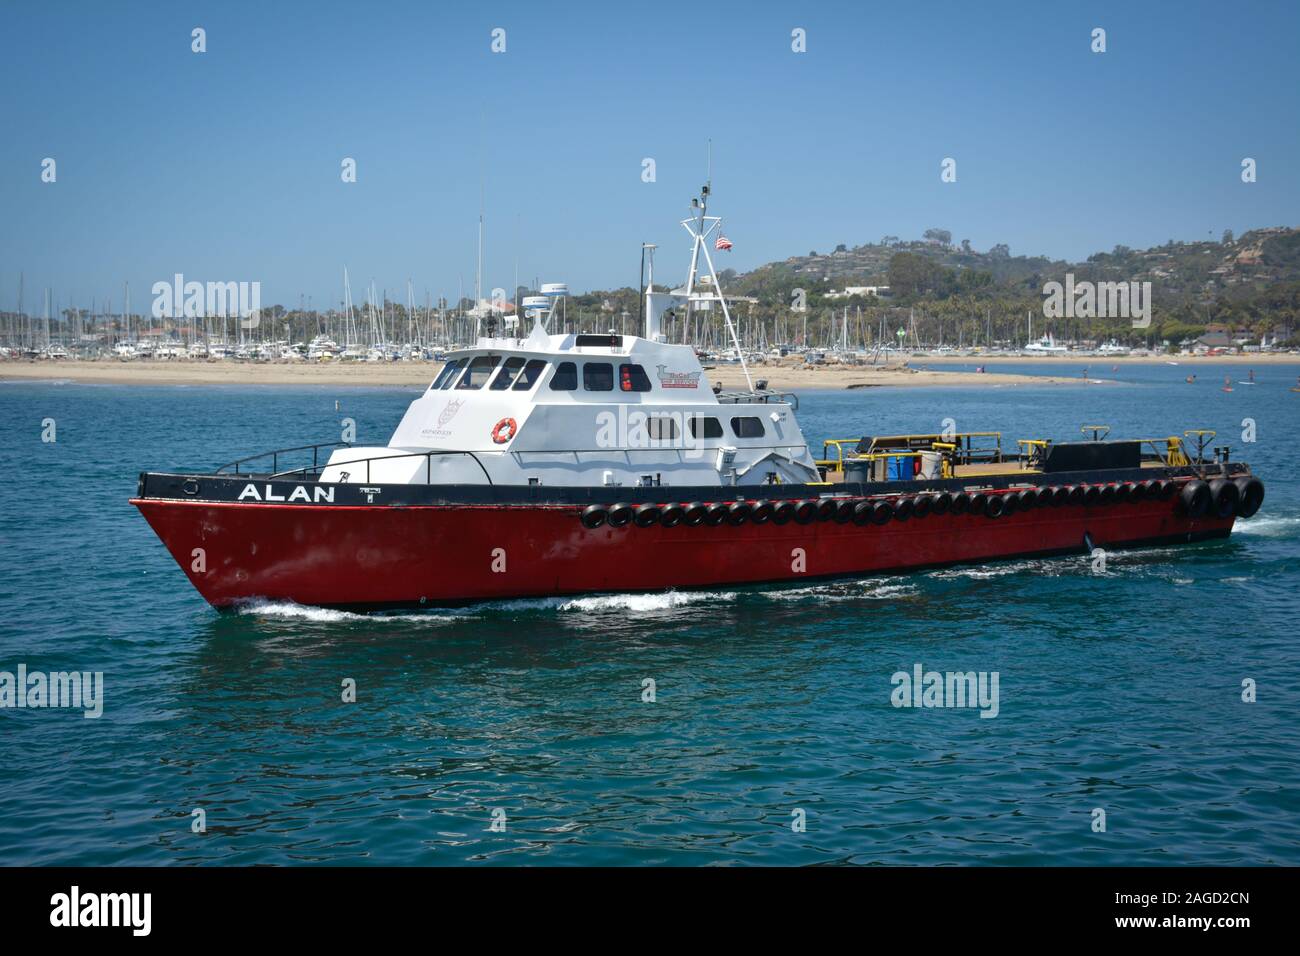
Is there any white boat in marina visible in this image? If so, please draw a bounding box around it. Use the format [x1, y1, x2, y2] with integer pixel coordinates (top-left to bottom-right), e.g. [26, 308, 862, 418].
[1023, 334, 1069, 355]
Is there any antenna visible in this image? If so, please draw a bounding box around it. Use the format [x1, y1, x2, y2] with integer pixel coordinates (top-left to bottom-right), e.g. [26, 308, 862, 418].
[679, 168, 753, 392]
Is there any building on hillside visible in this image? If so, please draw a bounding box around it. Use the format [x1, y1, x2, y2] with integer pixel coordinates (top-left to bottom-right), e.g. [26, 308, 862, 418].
[824, 286, 890, 300]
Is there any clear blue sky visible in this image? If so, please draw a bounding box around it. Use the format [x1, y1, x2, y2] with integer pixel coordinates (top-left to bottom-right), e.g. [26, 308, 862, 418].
[1, 0, 1297, 313]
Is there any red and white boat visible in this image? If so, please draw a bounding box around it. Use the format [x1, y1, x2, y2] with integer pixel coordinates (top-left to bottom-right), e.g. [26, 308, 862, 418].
[133, 191, 1265, 609]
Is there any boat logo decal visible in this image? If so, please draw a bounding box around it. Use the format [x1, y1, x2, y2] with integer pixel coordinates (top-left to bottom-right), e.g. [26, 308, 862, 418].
[360, 486, 382, 504]
[237, 483, 335, 504]
[655, 364, 701, 389]
[437, 398, 465, 428]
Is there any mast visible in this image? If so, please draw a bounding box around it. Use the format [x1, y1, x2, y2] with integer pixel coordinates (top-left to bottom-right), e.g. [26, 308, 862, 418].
[681, 180, 753, 391]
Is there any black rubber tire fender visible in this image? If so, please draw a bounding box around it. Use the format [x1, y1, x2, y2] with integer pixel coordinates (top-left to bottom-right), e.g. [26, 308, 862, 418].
[660, 504, 685, 528]
[1234, 476, 1265, 518]
[1179, 480, 1211, 518]
[1207, 478, 1239, 519]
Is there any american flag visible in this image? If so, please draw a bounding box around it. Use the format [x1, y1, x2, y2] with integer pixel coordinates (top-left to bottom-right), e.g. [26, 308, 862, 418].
[715, 235, 733, 251]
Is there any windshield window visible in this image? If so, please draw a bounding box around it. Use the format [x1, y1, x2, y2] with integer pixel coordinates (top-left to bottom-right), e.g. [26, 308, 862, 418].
[456, 355, 501, 390]
[489, 357, 526, 390]
[513, 359, 547, 391]
[431, 359, 463, 390]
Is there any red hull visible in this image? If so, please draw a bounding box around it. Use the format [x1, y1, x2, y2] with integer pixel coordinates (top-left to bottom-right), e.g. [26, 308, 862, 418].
[131, 497, 1233, 608]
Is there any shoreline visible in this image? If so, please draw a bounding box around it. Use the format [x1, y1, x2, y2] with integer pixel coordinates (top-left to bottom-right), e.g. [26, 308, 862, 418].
[1, 359, 1087, 390]
[2, 352, 1296, 391]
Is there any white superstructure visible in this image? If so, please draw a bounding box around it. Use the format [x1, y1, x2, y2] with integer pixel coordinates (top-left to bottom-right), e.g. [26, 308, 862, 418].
[319, 190, 821, 489]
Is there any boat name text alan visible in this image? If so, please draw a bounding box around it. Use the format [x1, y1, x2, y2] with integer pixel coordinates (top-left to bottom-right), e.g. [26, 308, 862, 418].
[237, 484, 336, 503]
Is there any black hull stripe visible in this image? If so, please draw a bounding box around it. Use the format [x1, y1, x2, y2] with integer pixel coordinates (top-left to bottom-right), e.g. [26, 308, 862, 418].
[137, 464, 1249, 509]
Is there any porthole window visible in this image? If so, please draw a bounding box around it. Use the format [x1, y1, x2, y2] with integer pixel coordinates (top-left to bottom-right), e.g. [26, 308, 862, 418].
[619, 364, 652, 392]
[647, 416, 679, 440]
[688, 416, 724, 439]
[549, 361, 578, 390]
[583, 362, 614, 392]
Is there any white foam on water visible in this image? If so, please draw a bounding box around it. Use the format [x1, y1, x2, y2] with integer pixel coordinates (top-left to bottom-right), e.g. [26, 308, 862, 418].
[558, 590, 736, 613]
[232, 598, 467, 624]
[759, 578, 917, 602]
[929, 558, 1055, 580]
[235, 599, 362, 622]
[475, 596, 567, 614]
[1234, 515, 1300, 539]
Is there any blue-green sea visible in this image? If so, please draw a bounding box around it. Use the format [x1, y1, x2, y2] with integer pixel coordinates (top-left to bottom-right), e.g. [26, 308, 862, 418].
[1, 363, 1298, 865]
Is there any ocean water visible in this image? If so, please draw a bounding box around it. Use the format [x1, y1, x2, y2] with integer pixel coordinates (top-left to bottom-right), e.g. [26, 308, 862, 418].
[1, 363, 1298, 866]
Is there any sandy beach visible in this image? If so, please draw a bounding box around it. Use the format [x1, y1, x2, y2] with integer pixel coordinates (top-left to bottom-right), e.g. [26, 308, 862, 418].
[2, 352, 1297, 390]
[1, 358, 1082, 390]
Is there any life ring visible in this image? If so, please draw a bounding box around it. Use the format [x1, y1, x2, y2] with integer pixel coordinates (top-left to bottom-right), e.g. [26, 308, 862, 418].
[491, 417, 518, 444]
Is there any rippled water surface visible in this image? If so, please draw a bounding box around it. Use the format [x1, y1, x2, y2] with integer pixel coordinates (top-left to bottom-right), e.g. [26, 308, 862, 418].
[1, 365, 1298, 865]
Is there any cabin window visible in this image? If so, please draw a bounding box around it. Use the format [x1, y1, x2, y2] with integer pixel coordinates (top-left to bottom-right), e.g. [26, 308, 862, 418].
[513, 359, 547, 391]
[688, 416, 724, 439]
[619, 363, 652, 392]
[730, 416, 765, 438]
[431, 359, 464, 390]
[647, 416, 679, 440]
[456, 355, 501, 390]
[583, 362, 614, 392]
[549, 361, 577, 390]
[489, 357, 526, 390]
